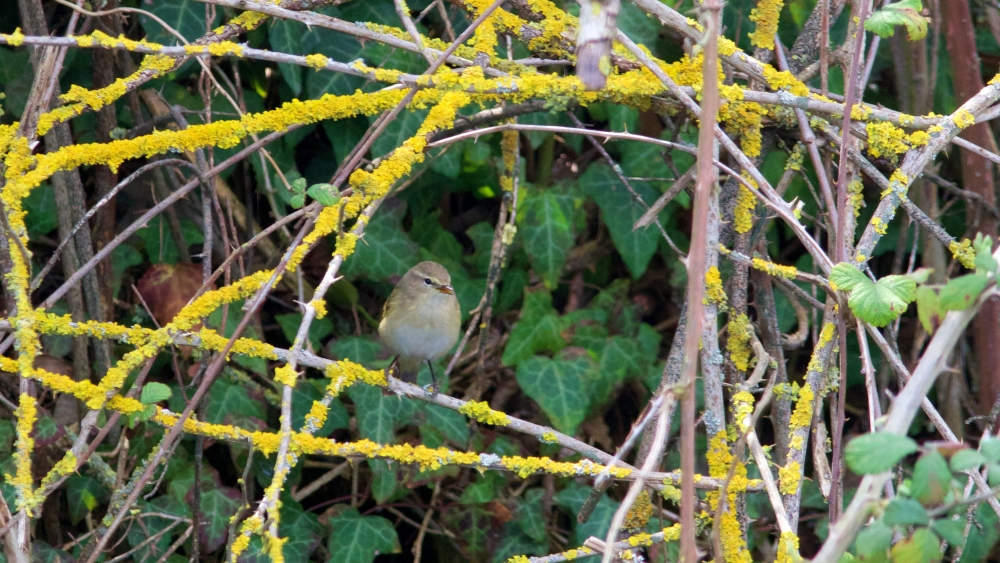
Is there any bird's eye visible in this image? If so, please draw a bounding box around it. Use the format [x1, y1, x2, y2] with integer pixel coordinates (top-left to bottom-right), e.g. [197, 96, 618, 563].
[424, 278, 432, 285]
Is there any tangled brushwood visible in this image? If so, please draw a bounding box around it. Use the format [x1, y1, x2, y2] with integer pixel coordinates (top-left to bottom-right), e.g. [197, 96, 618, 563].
[2, 0, 1000, 562]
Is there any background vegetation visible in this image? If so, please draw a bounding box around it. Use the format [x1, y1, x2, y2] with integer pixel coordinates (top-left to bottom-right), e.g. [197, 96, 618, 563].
[1, 0, 1000, 562]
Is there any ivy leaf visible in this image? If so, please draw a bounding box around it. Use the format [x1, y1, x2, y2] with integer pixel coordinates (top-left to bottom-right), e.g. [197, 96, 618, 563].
[864, 0, 928, 41]
[911, 450, 952, 507]
[341, 200, 420, 281]
[140, 382, 172, 405]
[422, 404, 469, 445]
[270, 19, 304, 96]
[515, 355, 594, 435]
[883, 497, 929, 526]
[890, 528, 943, 563]
[938, 274, 988, 311]
[65, 475, 109, 526]
[580, 163, 661, 279]
[501, 290, 568, 366]
[326, 506, 400, 563]
[199, 486, 242, 552]
[916, 286, 942, 335]
[519, 190, 576, 289]
[845, 432, 918, 474]
[831, 264, 917, 327]
[140, 0, 214, 45]
[347, 385, 399, 444]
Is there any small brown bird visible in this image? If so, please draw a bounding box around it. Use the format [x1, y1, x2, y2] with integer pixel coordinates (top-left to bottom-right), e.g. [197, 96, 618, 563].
[379, 261, 461, 389]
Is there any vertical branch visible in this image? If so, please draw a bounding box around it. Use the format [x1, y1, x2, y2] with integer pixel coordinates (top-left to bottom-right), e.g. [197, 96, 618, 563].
[829, 0, 870, 523]
[680, 1, 722, 559]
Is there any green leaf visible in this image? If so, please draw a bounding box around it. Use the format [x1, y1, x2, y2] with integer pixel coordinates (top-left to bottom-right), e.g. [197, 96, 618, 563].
[205, 377, 267, 428]
[958, 503, 1000, 562]
[845, 432, 918, 474]
[304, 28, 364, 98]
[519, 190, 575, 289]
[23, 183, 58, 238]
[125, 496, 190, 561]
[138, 215, 204, 265]
[938, 274, 988, 311]
[515, 355, 594, 435]
[911, 450, 952, 507]
[140, 0, 215, 45]
[973, 234, 997, 273]
[422, 404, 469, 445]
[328, 336, 382, 365]
[883, 498, 929, 526]
[514, 489, 547, 542]
[950, 449, 986, 472]
[554, 482, 619, 546]
[289, 193, 306, 209]
[369, 460, 399, 504]
[275, 312, 333, 349]
[270, 19, 304, 96]
[580, 163, 662, 278]
[460, 472, 504, 504]
[0, 420, 13, 454]
[199, 486, 242, 552]
[341, 200, 420, 281]
[830, 263, 869, 291]
[0, 48, 31, 118]
[890, 528, 942, 563]
[831, 263, 917, 327]
[855, 520, 892, 563]
[292, 379, 349, 437]
[307, 183, 341, 206]
[325, 506, 400, 563]
[981, 438, 1000, 463]
[370, 108, 427, 158]
[347, 385, 409, 444]
[864, 0, 928, 41]
[931, 519, 967, 547]
[65, 475, 109, 525]
[501, 290, 568, 366]
[140, 382, 172, 405]
[916, 286, 942, 335]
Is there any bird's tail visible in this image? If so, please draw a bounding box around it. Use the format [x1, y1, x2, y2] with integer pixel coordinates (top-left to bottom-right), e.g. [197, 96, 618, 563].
[397, 357, 422, 384]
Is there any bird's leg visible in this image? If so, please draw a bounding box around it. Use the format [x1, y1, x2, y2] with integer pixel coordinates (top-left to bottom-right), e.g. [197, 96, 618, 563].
[427, 360, 439, 397]
[387, 356, 398, 380]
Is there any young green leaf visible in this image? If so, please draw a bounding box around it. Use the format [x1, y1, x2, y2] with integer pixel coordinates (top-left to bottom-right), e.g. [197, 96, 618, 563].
[973, 233, 997, 273]
[290, 177, 307, 194]
[289, 193, 306, 209]
[830, 262, 869, 291]
[848, 274, 917, 327]
[854, 519, 892, 563]
[949, 449, 985, 472]
[890, 528, 942, 563]
[916, 286, 942, 335]
[981, 437, 1000, 463]
[938, 274, 988, 311]
[140, 382, 172, 405]
[931, 519, 967, 547]
[845, 432, 918, 474]
[911, 450, 952, 506]
[883, 497, 929, 527]
[306, 182, 341, 207]
[863, 0, 928, 41]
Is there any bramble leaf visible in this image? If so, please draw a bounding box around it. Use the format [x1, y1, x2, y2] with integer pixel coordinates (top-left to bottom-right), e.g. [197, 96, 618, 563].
[883, 497, 929, 526]
[829, 262, 869, 291]
[916, 286, 942, 335]
[890, 528, 942, 563]
[938, 274, 988, 311]
[845, 432, 918, 474]
[949, 449, 986, 472]
[911, 450, 952, 506]
[833, 264, 918, 327]
[140, 382, 172, 405]
[864, 0, 928, 41]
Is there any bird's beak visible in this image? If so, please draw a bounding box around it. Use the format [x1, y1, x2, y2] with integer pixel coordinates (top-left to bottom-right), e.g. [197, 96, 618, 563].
[437, 284, 455, 295]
